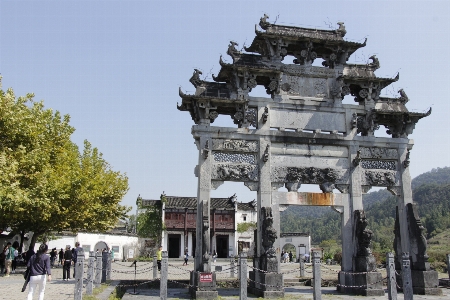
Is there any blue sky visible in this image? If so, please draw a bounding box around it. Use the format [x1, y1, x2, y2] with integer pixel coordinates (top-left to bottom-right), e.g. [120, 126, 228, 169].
[1, 1, 449, 212]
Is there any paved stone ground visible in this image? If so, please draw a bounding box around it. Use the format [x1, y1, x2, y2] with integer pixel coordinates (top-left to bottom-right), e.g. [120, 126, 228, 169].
[1, 261, 448, 300]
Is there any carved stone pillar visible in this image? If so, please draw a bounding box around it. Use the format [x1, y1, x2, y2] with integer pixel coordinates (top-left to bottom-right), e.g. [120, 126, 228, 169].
[394, 146, 441, 295]
[190, 133, 218, 299]
[248, 137, 284, 298]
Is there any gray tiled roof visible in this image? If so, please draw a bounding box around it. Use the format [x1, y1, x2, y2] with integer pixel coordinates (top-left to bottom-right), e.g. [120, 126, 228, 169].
[141, 196, 256, 211]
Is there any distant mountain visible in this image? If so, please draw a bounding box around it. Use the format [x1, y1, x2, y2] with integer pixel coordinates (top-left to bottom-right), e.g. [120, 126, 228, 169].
[281, 167, 450, 250]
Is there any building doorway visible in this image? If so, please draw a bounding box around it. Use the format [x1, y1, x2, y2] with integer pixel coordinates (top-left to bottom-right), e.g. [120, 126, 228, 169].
[216, 235, 228, 258]
[168, 234, 181, 258]
[94, 241, 108, 253]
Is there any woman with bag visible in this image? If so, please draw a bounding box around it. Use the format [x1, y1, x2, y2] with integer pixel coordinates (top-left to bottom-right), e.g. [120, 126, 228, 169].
[26, 244, 51, 300]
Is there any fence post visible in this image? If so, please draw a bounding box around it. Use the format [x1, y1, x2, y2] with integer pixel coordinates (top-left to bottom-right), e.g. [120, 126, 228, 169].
[106, 252, 112, 281]
[312, 251, 322, 300]
[94, 252, 102, 286]
[74, 248, 85, 300]
[386, 252, 397, 300]
[160, 251, 168, 300]
[230, 258, 235, 278]
[239, 252, 248, 300]
[299, 254, 305, 277]
[86, 251, 95, 295]
[402, 252, 413, 300]
[101, 251, 108, 283]
[153, 255, 158, 279]
[447, 254, 450, 287]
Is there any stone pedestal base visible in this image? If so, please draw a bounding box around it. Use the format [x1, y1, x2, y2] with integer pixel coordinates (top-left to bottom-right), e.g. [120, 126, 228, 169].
[396, 270, 442, 295]
[248, 270, 284, 298]
[189, 271, 218, 300]
[337, 271, 384, 296]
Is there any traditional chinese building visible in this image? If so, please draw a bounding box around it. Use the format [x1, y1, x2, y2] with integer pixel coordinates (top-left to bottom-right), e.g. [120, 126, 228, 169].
[141, 194, 257, 258]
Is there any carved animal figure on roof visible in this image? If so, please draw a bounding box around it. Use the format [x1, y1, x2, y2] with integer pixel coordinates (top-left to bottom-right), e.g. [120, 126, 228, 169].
[336, 22, 346, 37]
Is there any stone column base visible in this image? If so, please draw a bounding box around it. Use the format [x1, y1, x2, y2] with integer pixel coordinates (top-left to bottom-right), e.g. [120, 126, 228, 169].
[189, 271, 218, 299]
[396, 270, 442, 295]
[337, 271, 385, 296]
[248, 270, 284, 298]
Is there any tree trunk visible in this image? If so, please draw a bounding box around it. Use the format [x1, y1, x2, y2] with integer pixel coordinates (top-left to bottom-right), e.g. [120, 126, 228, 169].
[28, 231, 44, 252]
[19, 231, 25, 253]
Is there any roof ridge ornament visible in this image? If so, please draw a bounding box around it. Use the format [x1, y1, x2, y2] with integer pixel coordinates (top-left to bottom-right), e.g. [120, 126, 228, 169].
[189, 69, 204, 88]
[259, 14, 271, 30]
[335, 22, 346, 37]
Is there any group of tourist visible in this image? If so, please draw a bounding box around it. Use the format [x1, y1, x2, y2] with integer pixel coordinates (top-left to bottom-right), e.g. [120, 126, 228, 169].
[281, 250, 293, 263]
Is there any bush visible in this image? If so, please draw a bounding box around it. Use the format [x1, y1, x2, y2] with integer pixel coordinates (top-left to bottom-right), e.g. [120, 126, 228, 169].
[333, 252, 342, 264]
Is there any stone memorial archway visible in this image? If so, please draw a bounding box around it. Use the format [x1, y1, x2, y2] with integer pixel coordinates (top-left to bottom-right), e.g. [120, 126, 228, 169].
[178, 15, 436, 298]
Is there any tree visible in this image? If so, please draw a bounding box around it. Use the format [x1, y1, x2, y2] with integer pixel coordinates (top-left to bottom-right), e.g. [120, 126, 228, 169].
[0, 84, 130, 249]
[136, 195, 164, 243]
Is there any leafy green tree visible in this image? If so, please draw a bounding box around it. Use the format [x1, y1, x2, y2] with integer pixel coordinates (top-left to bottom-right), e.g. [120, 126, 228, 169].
[0, 85, 130, 249]
[136, 195, 163, 242]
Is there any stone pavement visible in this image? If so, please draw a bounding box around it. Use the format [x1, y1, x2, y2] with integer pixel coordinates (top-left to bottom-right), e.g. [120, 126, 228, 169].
[120, 287, 450, 300]
[2, 261, 448, 300]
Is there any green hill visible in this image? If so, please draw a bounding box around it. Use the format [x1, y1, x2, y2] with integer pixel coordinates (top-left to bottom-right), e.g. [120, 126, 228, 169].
[280, 167, 450, 263]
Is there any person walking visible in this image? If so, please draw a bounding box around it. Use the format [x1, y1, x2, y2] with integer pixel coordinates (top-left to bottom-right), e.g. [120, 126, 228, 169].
[62, 246, 73, 280]
[289, 251, 293, 263]
[4, 242, 15, 277]
[11, 241, 19, 273]
[183, 252, 189, 266]
[72, 242, 83, 278]
[26, 243, 51, 300]
[156, 246, 162, 271]
[58, 248, 64, 266]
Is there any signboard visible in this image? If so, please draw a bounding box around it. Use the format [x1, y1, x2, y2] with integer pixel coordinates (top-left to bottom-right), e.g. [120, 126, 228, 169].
[128, 249, 134, 259]
[199, 272, 212, 282]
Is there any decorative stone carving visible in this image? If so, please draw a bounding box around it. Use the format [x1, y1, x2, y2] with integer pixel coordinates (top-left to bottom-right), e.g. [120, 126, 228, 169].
[361, 160, 396, 170]
[281, 65, 335, 77]
[213, 152, 256, 164]
[359, 147, 398, 159]
[361, 185, 372, 194]
[351, 112, 358, 129]
[335, 22, 346, 37]
[355, 210, 373, 257]
[398, 89, 409, 104]
[407, 203, 429, 270]
[189, 69, 203, 88]
[319, 182, 335, 193]
[403, 149, 410, 168]
[259, 14, 270, 30]
[271, 167, 341, 184]
[261, 207, 277, 257]
[211, 181, 224, 190]
[244, 181, 259, 191]
[363, 170, 397, 186]
[357, 110, 379, 136]
[353, 150, 361, 166]
[293, 42, 317, 65]
[227, 41, 240, 62]
[212, 164, 258, 181]
[341, 85, 351, 97]
[368, 55, 380, 70]
[387, 186, 401, 196]
[212, 139, 258, 152]
[285, 182, 301, 192]
[271, 182, 284, 190]
[262, 106, 269, 123]
[208, 111, 218, 122]
[330, 77, 344, 97]
[263, 145, 269, 162]
[203, 140, 210, 159]
[245, 108, 257, 127]
[271, 166, 344, 184]
[335, 184, 349, 193]
[265, 76, 279, 95]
